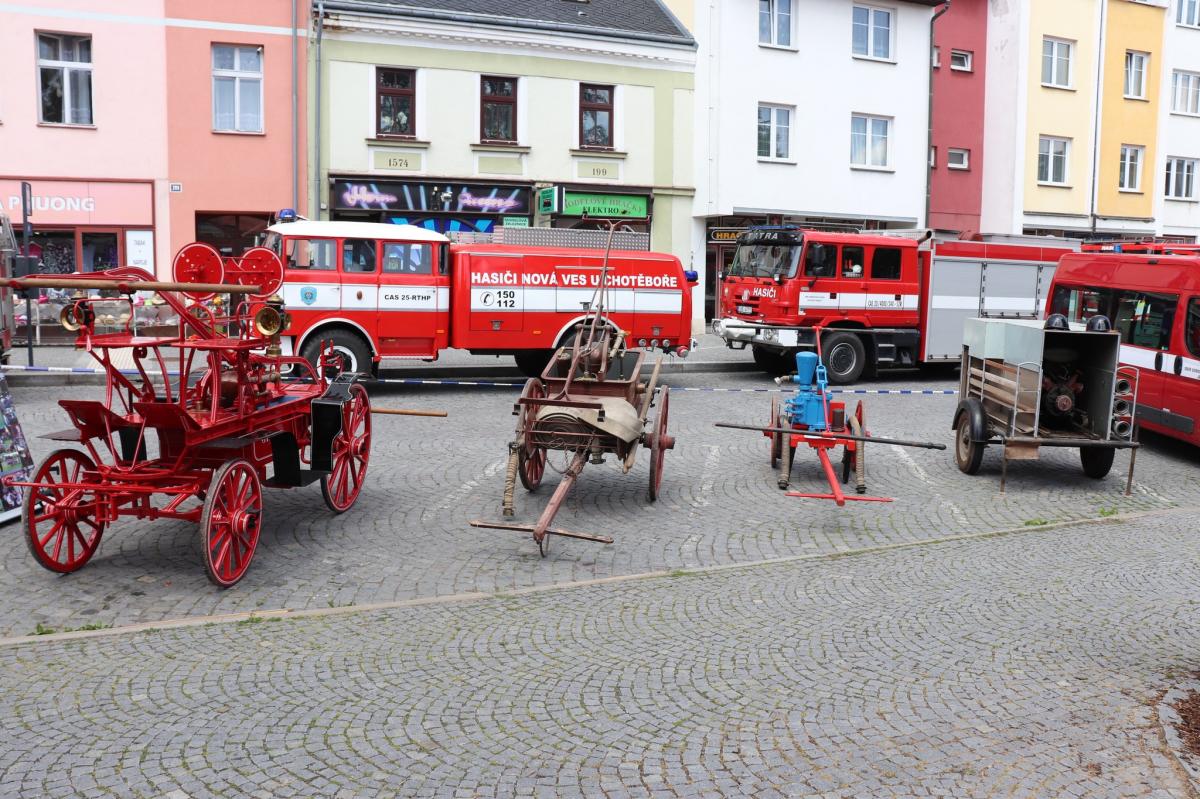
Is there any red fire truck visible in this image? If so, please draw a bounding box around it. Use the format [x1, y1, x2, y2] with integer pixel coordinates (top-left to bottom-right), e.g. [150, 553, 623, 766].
[1048, 250, 1200, 448]
[712, 226, 1077, 383]
[261, 221, 696, 376]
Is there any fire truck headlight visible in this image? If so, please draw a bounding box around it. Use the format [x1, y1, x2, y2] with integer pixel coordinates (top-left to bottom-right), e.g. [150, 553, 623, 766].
[661, 339, 670, 348]
[676, 346, 690, 359]
[650, 339, 659, 348]
[638, 338, 648, 347]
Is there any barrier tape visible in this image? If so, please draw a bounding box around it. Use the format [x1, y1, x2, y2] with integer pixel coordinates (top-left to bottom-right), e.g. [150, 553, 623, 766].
[2, 364, 958, 395]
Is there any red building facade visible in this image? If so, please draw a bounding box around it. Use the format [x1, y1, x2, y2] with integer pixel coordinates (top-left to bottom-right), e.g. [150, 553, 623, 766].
[929, 0, 986, 234]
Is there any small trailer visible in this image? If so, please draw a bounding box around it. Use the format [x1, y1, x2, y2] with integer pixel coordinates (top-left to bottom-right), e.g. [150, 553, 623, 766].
[951, 316, 1140, 490]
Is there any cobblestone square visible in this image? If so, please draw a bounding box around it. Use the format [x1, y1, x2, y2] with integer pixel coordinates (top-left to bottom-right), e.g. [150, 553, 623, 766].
[1, 369, 1199, 797]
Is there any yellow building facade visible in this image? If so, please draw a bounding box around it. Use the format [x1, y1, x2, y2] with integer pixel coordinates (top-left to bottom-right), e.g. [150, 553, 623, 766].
[1095, 0, 1164, 221]
[1022, 0, 1099, 219]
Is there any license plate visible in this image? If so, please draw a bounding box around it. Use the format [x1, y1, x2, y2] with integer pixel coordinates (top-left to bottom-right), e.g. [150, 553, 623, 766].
[736, 305, 753, 314]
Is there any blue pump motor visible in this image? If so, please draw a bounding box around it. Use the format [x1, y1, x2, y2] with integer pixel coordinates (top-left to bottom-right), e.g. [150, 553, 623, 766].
[782, 351, 831, 431]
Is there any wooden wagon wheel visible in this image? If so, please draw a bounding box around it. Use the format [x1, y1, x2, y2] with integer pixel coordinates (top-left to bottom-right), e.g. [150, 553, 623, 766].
[769, 395, 783, 468]
[647, 385, 671, 502]
[24, 448, 106, 574]
[200, 459, 263, 588]
[322, 383, 372, 513]
[840, 401, 867, 494]
[517, 378, 547, 491]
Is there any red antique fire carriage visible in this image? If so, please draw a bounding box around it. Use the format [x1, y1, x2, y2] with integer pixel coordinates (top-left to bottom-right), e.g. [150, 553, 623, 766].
[260, 221, 697, 377]
[0, 247, 438, 587]
[713, 227, 1076, 383]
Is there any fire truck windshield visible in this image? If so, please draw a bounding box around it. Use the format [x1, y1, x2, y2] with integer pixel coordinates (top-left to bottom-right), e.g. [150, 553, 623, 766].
[726, 243, 801, 280]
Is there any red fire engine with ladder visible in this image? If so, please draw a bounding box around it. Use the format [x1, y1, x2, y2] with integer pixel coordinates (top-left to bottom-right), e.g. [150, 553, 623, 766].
[713, 227, 1077, 383]
[257, 221, 697, 377]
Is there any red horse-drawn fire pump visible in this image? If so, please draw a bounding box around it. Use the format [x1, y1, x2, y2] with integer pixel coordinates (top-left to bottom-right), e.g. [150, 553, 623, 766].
[1, 244, 436, 587]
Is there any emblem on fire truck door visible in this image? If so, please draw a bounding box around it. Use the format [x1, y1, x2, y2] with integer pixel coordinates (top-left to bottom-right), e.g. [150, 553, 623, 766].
[301, 287, 317, 306]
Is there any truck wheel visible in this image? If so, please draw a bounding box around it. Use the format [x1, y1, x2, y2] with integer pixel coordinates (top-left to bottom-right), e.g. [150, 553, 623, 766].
[821, 332, 866, 385]
[1079, 447, 1115, 479]
[752, 345, 790, 376]
[514, 350, 553, 378]
[953, 412, 985, 475]
[301, 330, 371, 378]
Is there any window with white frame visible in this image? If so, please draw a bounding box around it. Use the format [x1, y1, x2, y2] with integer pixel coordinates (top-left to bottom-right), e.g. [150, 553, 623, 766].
[1041, 37, 1073, 88]
[931, 46, 940, 67]
[37, 33, 92, 125]
[852, 5, 892, 60]
[757, 104, 792, 160]
[1173, 70, 1200, 115]
[950, 50, 973, 71]
[947, 148, 969, 170]
[1119, 145, 1144, 191]
[1179, 0, 1200, 27]
[850, 114, 891, 168]
[930, 146, 937, 167]
[1165, 157, 1198, 200]
[758, 0, 792, 47]
[1124, 51, 1148, 99]
[212, 44, 263, 133]
[1038, 136, 1070, 185]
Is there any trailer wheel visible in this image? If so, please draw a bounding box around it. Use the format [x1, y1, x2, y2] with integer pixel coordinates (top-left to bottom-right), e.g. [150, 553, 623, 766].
[514, 350, 553, 378]
[321, 383, 372, 513]
[769, 396, 783, 468]
[752, 345, 791, 376]
[821, 332, 866, 385]
[302, 330, 371, 379]
[24, 448, 106, 574]
[953, 412, 985, 475]
[1079, 446, 1115, 479]
[201, 459, 263, 588]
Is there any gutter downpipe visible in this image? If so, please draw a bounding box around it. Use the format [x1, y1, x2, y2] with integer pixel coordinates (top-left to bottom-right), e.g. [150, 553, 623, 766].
[314, 1, 326, 220]
[924, 0, 951, 231]
[291, 0, 299, 212]
[1089, 0, 1107, 238]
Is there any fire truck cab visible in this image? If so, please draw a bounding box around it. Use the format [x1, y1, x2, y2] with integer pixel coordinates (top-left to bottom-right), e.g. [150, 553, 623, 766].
[263, 220, 695, 376]
[1049, 251, 1200, 448]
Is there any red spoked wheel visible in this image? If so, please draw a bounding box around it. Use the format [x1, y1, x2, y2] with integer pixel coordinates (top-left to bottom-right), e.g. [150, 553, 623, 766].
[517, 378, 547, 491]
[201, 459, 263, 588]
[321, 383, 372, 513]
[172, 242, 225, 301]
[230, 247, 284, 299]
[769, 395, 783, 468]
[24, 449, 106, 574]
[647, 386, 672, 502]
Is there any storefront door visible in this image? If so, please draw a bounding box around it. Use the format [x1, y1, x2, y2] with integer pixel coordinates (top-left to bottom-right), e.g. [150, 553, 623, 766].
[705, 246, 737, 322]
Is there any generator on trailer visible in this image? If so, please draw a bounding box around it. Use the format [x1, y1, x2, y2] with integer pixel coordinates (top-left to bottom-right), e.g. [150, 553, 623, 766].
[713, 227, 1077, 383]
[951, 315, 1139, 490]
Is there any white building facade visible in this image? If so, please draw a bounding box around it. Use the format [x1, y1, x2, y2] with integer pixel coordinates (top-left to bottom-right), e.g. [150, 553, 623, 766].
[1156, 1, 1200, 238]
[674, 0, 940, 321]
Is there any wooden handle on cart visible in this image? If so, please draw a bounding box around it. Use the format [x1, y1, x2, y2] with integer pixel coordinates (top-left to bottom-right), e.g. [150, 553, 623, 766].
[714, 422, 946, 450]
[0, 277, 262, 295]
[370, 408, 449, 418]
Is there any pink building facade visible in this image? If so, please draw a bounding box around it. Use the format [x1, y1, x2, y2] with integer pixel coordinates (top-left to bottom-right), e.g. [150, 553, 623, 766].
[0, 2, 305, 278]
[929, 0, 986, 235]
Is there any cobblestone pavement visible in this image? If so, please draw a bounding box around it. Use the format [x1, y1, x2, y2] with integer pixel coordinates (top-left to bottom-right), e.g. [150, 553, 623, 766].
[2, 512, 1199, 797]
[2, 369, 1198, 637]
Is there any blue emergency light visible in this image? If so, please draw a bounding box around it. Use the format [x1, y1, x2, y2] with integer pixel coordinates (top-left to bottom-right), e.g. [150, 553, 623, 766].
[278, 208, 297, 223]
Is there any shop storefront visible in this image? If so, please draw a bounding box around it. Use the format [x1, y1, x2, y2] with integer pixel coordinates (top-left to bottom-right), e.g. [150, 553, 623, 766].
[0, 178, 156, 273]
[703, 215, 774, 322]
[329, 178, 533, 233]
[538, 186, 653, 234]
